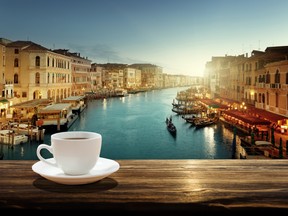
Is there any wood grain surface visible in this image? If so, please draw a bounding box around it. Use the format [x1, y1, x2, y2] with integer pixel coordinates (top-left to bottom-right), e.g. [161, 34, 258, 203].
[1, 159, 288, 215]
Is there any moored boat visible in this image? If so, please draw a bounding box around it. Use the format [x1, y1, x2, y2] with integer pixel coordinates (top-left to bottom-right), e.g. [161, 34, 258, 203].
[239, 137, 273, 159]
[113, 88, 128, 97]
[10, 123, 45, 141]
[0, 129, 28, 145]
[194, 117, 218, 128]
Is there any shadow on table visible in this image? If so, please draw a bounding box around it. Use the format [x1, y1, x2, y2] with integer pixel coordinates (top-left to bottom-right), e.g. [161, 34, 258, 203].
[33, 177, 118, 193]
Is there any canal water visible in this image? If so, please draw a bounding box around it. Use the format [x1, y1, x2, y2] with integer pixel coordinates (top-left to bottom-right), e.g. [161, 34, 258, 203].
[1, 87, 238, 160]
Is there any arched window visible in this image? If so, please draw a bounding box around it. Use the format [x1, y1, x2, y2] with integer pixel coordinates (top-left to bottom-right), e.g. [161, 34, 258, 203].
[286, 72, 288, 84]
[262, 75, 266, 83]
[258, 75, 262, 83]
[14, 73, 18, 84]
[275, 69, 280, 83]
[276, 92, 279, 108]
[47, 57, 50, 67]
[265, 72, 270, 83]
[35, 56, 40, 67]
[35, 72, 40, 84]
[47, 90, 51, 99]
[47, 73, 50, 84]
[262, 93, 265, 104]
[14, 58, 19, 67]
[266, 92, 269, 105]
[258, 93, 261, 103]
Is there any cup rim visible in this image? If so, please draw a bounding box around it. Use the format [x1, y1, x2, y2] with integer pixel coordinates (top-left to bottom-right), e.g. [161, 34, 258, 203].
[52, 131, 101, 141]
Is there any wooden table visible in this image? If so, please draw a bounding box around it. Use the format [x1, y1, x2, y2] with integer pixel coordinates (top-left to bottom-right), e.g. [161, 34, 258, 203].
[1, 159, 288, 215]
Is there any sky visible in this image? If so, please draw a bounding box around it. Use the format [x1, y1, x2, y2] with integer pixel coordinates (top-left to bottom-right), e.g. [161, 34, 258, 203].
[1, 0, 288, 77]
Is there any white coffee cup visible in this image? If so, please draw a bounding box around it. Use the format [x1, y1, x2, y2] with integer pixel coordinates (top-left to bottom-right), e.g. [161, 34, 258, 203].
[36, 131, 102, 175]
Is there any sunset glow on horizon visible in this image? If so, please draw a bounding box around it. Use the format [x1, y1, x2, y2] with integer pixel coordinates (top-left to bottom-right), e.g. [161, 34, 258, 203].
[1, 0, 288, 77]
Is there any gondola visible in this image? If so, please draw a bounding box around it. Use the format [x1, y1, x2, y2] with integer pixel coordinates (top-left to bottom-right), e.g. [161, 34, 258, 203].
[166, 117, 177, 136]
[194, 117, 219, 128]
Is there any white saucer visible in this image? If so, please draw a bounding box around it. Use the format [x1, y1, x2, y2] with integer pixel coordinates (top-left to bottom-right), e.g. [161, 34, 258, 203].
[32, 157, 120, 185]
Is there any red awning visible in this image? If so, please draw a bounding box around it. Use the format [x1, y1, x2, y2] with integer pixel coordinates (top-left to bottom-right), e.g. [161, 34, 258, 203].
[202, 97, 286, 124]
[246, 106, 286, 123]
[223, 110, 271, 125]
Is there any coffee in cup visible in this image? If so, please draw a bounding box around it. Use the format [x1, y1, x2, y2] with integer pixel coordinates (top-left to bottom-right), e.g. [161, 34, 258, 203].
[36, 131, 102, 175]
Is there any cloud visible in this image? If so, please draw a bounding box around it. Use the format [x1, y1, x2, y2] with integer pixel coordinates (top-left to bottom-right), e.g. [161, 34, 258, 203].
[65, 43, 150, 65]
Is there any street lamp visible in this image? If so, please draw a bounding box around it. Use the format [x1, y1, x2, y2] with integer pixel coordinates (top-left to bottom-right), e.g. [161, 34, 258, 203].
[240, 102, 247, 113]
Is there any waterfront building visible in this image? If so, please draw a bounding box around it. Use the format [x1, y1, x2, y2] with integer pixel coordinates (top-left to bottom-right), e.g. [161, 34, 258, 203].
[259, 47, 288, 116]
[98, 63, 127, 90]
[0, 39, 12, 96]
[204, 46, 288, 140]
[123, 67, 141, 89]
[0, 39, 12, 117]
[129, 63, 164, 89]
[90, 63, 104, 91]
[5, 41, 72, 104]
[53, 49, 92, 96]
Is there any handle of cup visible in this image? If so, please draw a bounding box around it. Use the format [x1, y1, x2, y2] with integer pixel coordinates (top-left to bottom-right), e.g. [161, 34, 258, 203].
[36, 144, 57, 168]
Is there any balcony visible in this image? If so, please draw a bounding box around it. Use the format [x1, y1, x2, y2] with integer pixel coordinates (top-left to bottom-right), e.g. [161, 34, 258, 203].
[270, 83, 281, 89]
[256, 82, 265, 88]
